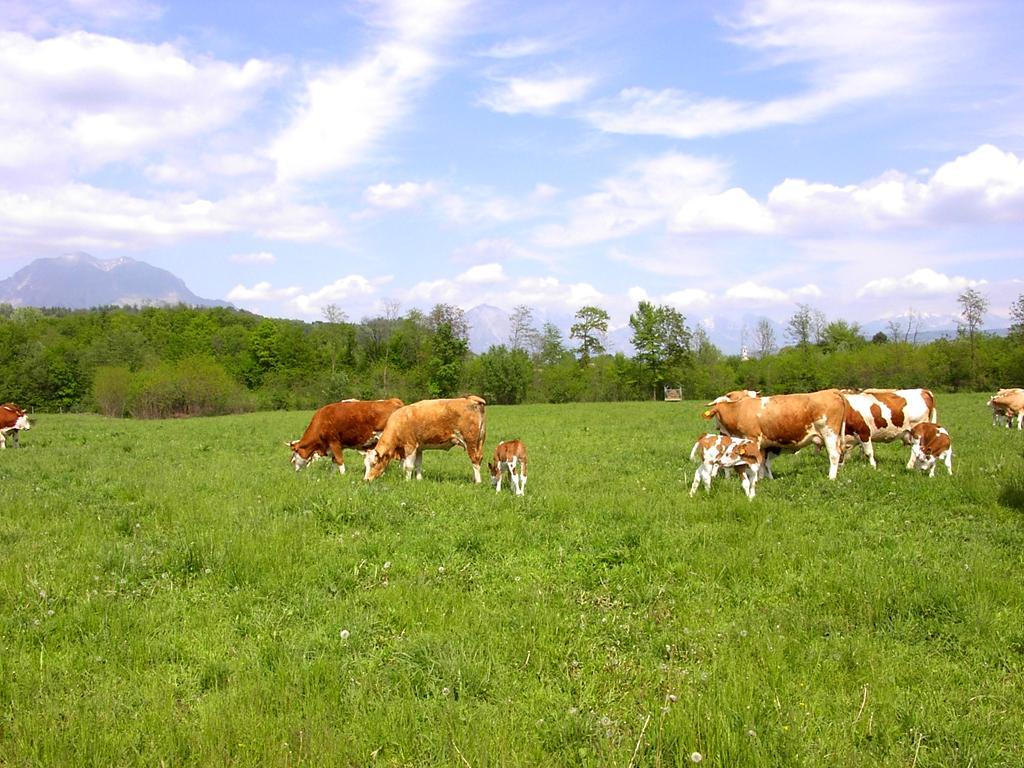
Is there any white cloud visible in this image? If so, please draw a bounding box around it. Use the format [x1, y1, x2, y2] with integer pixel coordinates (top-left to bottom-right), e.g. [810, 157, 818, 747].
[456, 263, 506, 283]
[364, 181, 436, 209]
[226, 281, 301, 301]
[665, 288, 715, 308]
[229, 251, 277, 265]
[535, 153, 730, 247]
[479, 37, 555, 59]
[0, 31, 280, 179]
[791, 283, 823, 299]
[585, 0, 955, 138]
[480, 74, 593, 114]
[269, 0, 468, 182]
[5, 0, 162, 34]
[725, 281, 792, 303]
[290, 275, 390, 316]
[0, 183, 340, 252]
[856, 268, 986, 298]
[399, 273, 605, 316]
[769, 145, 1024, 232]
[671, 187, 774, 234]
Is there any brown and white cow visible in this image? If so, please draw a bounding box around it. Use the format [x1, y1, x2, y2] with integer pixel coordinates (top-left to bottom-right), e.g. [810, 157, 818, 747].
[841, 388, 938, 468]
[488, 439, 528, 496]
[907, 422, 953, 477]
[988, 388, 1024, 429]
[287, 398, 404, 473]
[702, 389, 847, 480]
[0, 403, 30, 449]
[364, 395, 487, 483]
[689, 433, 763, 500]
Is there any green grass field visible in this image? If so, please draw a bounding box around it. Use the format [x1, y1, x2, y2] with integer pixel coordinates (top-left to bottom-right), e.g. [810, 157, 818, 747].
[2, 393, 1023, 767]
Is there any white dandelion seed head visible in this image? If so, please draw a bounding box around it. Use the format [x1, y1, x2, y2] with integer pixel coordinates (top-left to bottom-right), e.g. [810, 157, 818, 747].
[690, 752, 703, 763]
[339, 629, 350, 640]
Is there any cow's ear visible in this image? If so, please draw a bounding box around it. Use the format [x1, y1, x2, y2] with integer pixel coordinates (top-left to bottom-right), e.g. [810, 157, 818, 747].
[286, 440, 298, 449]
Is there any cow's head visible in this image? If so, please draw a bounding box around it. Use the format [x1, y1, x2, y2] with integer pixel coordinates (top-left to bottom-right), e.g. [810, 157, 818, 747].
[364, 448, 387, 481]
[705, 390, 758, 407]
[487, 461, 500, 486]
[286, 439, 313, 471]
[736, 440, 763, 467]
[13, 413, 30, 431]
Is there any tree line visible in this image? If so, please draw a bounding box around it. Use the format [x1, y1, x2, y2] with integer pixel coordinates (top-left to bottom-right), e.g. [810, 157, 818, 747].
[0, 288, 1021, 417]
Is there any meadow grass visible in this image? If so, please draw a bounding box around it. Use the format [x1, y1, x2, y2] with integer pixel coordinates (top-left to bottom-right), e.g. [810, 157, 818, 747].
[1, 393, 1023, 766]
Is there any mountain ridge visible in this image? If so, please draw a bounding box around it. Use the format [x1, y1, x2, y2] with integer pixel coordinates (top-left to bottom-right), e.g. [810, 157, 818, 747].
[0, 253, 228, 310]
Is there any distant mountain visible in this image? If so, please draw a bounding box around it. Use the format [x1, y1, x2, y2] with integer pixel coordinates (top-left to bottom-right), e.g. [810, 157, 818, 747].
[0, 252, 229, 310]
[466, 304, 511, 352]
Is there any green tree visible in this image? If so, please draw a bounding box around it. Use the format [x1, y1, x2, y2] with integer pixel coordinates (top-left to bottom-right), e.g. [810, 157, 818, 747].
[957, 287, 988, 389]
[753, 318, 777, 359]
[508, 305, 539, 352]
[536, 322, 568, 366]
[628, 301, 692, 399]
[1009, 293, 1024, 339]
[570, 306, 609, 365]
[820, 320, 866, 353]
[426, 316, 468, 398]
[475, 345, 531, 404]
[786, 304, 826, 349]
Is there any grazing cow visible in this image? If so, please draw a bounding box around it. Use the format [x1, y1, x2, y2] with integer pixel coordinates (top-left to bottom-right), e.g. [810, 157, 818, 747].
[364, 395, 487, 483]
[988, 388, 1024, 429]
[841, 388, 938, 468]
[703, 389, 847, 480]
[689, 433, 763, 500]
[0, 403, 30, 449]
[907, 422, 953, 476]
[488, 439, 528, 496]
[287, 398, 404, 473]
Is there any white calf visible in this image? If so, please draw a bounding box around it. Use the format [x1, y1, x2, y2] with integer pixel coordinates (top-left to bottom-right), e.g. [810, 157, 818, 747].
[489, 439, 528, 496]
[689, 434, 763, 500]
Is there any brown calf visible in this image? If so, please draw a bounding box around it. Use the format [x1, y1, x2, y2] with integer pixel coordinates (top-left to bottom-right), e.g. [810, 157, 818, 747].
[488, 439, 528, 495]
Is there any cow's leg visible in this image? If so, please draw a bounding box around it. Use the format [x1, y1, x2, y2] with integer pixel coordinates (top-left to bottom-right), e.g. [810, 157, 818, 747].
[11, 430, 18, 448]
[0, 431, 6, 449]
[1017, 412, 1023, 430]
[328, 442, 346, 474]
[495, 462, 504, 493]
[761, 451, 775, 480]
[703, 462, 716, 492]
[468, 444, 483, 484]
[863, 440, 877, 469]
[741, 467, 756, 499]
[944, 449, 953, 475]
[414, 449, 424, 480]
[823, 432, 841, 480]
[516, 468, 526, 496]
[689, 465, 704, 496]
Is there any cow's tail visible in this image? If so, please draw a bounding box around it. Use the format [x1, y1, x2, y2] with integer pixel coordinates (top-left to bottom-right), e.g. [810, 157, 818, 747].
[467, 394, 486, 447]
[689, 440, 701, 463]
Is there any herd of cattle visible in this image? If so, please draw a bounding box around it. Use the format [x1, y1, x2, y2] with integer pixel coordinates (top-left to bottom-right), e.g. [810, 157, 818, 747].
[2, 387, 1022, 500]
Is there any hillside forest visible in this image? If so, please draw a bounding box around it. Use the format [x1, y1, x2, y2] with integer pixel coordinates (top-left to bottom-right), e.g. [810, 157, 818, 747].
[1, 288, 1022, 417]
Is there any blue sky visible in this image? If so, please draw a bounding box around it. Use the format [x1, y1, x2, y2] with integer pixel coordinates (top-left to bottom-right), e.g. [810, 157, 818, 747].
[1, 0, 1023, 336]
